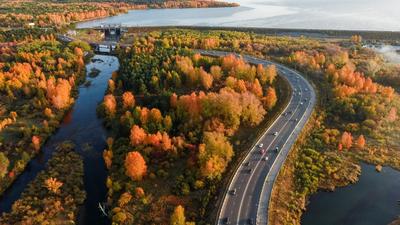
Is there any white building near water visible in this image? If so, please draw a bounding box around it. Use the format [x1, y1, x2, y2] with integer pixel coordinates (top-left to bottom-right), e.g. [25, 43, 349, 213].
[67, 30, 77, 36]
[98, 45, 111, 53]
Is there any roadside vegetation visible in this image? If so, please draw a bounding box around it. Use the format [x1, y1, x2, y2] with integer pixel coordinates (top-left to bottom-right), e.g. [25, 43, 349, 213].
[0, 31, 89, 196]
[0, 142, 86, 224]
[98, 32, 281, 224]
[115, 29, 400, 224]
[268, 36, 400, 224]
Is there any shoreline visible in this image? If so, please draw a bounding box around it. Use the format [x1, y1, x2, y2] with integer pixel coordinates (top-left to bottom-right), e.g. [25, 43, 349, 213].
[302, 162, 400, 225]
[127, 26, 400, 41]
[77, 25, 400, 42]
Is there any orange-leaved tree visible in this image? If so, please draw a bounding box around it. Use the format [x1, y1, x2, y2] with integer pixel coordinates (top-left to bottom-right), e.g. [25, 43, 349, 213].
[125, 151, 147, 181]
[340, 131, 353, 150]
[32, 135, 41, 152]
[104, 94, 117, 116]
[264, 87, 277, 110]
[44, 177, 63, 194]
[130, 125, 147, 146]
[355, 135, 366, 150]
[103, 149, 113, 169]
[122, 91, 135, 109]
[170, 205, 186, 225]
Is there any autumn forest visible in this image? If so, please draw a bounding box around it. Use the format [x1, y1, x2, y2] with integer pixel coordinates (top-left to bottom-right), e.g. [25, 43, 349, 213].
[1, 1, 400, 225]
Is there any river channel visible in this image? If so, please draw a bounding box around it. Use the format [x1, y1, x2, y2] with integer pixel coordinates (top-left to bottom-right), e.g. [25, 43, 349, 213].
[0, 55, 119, 225]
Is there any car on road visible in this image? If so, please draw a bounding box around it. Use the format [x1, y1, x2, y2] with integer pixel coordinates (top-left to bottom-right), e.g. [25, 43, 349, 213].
[259, 148, 266, 154]
[247, 168, 252, 173]
[258, 143, 263, 148]
[263, 156, 268, 161]
[222, 217, 230, 224]
[300, 102, 304, 105]
[273, 132, 278, 136]
[274, 146, 279, 152]
[229, 189, 236, 195]
[243, 161, 250, 166]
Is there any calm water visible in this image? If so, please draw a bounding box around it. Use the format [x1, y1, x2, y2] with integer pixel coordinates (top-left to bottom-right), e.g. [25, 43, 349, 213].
[77, 0, 400, 31]
[0, 55, 119, 225]
[302, 163, 400, 225]
[370, 45, 400, 63]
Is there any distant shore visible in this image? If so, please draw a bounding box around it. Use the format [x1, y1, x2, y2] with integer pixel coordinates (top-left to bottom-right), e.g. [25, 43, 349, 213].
[118, 26, 400, 42]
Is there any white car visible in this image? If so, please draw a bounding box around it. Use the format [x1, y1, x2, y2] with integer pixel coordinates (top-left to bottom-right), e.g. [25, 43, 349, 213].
[273, 132, 278, 136]
[263, 156, 269, 161]
[258, 143, 264, 148]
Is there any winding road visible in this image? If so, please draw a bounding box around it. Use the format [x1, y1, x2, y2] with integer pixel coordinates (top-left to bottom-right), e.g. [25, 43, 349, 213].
[197, 50, 316, 225]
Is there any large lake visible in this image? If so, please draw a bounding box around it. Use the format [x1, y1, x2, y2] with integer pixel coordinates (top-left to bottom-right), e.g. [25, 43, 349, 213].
[77, 0, 400, 31]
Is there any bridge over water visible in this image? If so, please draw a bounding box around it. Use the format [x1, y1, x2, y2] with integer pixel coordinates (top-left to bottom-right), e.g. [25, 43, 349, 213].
[58, 23, 130, 55]
[93, 23, 128, 41]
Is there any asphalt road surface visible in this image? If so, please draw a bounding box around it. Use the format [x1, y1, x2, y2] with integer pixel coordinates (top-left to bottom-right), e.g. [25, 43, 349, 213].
[196, 50, 316, 225]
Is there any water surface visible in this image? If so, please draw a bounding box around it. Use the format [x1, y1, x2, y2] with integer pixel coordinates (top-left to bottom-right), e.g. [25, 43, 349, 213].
[77, 0, 400, 31]
[302, 163, 400, 225]
[0, 55, 119, 225]
[370, 45, 400, 63]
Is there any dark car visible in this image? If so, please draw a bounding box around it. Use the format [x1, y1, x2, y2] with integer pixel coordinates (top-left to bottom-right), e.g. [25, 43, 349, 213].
[222, 217, 230, 224]
[248, 218, 254, 225]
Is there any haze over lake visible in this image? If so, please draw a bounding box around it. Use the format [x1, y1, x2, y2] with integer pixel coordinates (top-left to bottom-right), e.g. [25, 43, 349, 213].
[77, 0, 400, 31]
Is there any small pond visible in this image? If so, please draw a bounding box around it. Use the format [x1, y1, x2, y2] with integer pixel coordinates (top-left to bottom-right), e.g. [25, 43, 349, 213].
[302, 163, 400, 225]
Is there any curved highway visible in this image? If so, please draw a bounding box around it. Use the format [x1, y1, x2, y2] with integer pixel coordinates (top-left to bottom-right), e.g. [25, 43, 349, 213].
[197, 50, 316, 225]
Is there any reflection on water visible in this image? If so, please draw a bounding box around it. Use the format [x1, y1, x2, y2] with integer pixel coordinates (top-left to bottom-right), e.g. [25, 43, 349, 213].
[0, 55, 119, 225]
[301, 163, 400, 225]
[77, 0, 400, 31]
